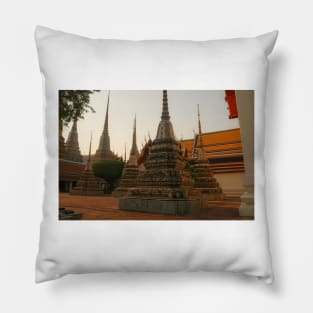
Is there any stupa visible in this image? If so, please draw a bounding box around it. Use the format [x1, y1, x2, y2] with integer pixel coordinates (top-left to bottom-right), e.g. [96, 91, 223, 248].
[119, 90, 199, 215]
[71, 133, 109, 195]
[65, 120, 83, 163]
[113, 115, 139, 196]
[59, 122, 66, 159]
[191, 104, 224, 201]
[95, 91, 119, 161]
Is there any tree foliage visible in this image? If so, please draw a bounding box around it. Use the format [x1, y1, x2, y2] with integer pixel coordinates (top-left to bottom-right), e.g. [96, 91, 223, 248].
[92, 160, 124, 191]
[59, 90, 98, 127]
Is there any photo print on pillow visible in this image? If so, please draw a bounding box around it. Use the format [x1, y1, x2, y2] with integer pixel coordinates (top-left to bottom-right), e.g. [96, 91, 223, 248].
[59, 89, 254, 220]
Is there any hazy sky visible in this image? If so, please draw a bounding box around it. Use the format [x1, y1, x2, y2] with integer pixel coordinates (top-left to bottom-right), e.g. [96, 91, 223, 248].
[63, 90, 239, 156]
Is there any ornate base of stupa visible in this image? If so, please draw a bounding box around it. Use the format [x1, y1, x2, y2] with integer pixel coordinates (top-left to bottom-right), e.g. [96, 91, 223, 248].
[119, 197, 200, 215]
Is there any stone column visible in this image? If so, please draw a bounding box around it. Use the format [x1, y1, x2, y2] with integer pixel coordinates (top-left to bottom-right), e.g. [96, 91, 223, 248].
[235, 90, 254, 217]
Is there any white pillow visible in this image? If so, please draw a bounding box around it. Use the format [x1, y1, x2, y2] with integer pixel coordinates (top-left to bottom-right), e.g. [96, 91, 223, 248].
[35, 25, 278, 283]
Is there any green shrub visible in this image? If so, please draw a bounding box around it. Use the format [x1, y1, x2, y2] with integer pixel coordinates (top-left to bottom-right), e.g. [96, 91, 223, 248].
[92, 160, 124, 192]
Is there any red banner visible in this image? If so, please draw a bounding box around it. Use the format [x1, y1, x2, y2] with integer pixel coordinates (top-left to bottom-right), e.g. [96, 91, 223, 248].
[225, 90, 238, 119]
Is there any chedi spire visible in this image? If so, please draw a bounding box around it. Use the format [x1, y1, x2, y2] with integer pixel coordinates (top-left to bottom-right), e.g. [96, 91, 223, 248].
[119, 90, 197, 215]
[191, 104, 224, 200]
[65, 120, 83, 163]
[129, 114, 139, 163]
[95, 91, 118, 161]
[156, 90, 175, 140]
[71, 132, 109, 196]
[113, 114, 139, 197]
[197, 103, 206, 160]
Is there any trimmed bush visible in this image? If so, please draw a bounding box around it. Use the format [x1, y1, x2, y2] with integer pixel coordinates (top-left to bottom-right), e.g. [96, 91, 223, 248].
[92, 160, 124, 192]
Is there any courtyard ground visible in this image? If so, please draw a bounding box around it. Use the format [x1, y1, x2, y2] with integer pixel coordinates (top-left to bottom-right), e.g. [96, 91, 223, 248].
[59, 193, 252, 220]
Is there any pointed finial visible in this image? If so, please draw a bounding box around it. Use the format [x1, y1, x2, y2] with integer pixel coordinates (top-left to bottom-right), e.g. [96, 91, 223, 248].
[197, 104, 203, 148]
[161, 90, 170, 120]
[103, 90, 110, 133]
[133, 114, 136, 136]
[86, 131, 93, 168]
[130, 114, 139, 157]
[89, 131, 93, 156]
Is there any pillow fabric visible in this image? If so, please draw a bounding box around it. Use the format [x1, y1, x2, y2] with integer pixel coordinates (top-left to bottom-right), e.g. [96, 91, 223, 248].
[35, 26, 278, 283]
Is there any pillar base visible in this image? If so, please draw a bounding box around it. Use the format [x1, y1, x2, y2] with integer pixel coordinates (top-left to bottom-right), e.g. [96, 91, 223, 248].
[239, 191, 254, 217]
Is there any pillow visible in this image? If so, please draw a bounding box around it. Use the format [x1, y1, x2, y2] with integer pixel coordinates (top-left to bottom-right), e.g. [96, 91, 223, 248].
[35, 25, 278, 283]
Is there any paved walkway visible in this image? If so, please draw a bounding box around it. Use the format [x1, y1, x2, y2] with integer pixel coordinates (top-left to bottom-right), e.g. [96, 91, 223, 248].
[59, 193, 251, 220]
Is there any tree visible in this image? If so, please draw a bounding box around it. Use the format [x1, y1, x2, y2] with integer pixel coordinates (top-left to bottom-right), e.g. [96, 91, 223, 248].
[92, 160, 124, 192]
[59, 90, 98, 129]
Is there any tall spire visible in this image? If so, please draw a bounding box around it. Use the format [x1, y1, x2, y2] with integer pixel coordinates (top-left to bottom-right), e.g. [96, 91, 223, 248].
[131, 114, 138, 155]
[161, 90, 170, 121]
[191, 104, 224, 200]
[86, 132, 93, 169]
[128, 114, 139, 164]
[197, 104, 204, 148]
[103, 91, 110, 136]
[65, 120, 83, 163]
[113, 115, 140, 197]
[95, 91, 117, 160]
[196, 104, 206, 160]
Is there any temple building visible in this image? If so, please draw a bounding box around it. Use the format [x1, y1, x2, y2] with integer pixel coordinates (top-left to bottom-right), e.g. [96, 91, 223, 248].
[59, 159, 85, 193]
[59, 120, 85, 193]
[120, 90, 199, 215]
[71, 134, 109, 195]
[113, 116, 139, 196]
[65, 120, 83, 163]
[191, 104, 224, 201]
[94, 92, 119, 161]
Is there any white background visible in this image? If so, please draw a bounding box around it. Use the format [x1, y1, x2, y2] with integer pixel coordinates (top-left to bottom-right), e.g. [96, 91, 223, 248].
[0, 0, 312, 312]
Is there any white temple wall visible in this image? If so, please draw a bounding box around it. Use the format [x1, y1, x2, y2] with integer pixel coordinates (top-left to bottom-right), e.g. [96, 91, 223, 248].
[215, 172, 244, 196]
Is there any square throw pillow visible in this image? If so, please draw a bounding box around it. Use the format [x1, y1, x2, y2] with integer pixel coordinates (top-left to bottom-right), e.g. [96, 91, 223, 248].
[35, 26, 278, 283]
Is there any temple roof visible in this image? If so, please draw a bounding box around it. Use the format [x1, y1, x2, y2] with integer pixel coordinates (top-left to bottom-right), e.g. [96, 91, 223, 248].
[180, 128, 244, 173]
